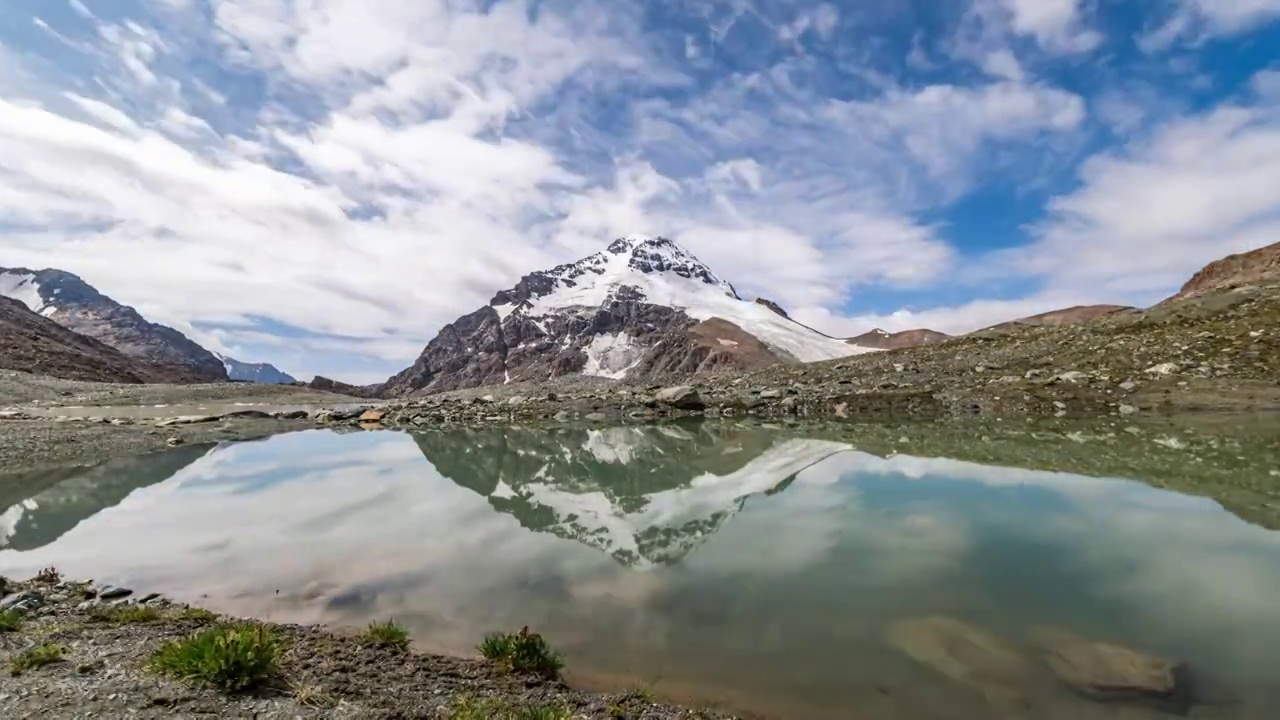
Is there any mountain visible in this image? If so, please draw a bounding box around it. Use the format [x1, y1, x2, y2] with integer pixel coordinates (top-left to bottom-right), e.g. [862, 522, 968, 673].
[381, 236, 875, 396]
[973, 304, 1139, 337]
[412, 424, 849, 568]
[0, 268, 227, 382]
[1170, 241, 1280, 301]
[0, 296, 202, 384]
[848, 328, 950, 350]
[214, 353, 297, 384]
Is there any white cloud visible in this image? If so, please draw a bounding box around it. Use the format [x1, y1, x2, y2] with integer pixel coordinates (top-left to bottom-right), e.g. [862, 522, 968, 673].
[1140, 0, 1280, 50]
[1011, 76, 1280, 301]
[999, 0, 1102, 53]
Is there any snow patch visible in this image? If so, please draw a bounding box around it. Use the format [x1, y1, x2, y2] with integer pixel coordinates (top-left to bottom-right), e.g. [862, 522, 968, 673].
[516, 237, 874, 363]
[0, 273, 50, 314]
[492, 480, 517, 499]
[582, 332, 647, 380]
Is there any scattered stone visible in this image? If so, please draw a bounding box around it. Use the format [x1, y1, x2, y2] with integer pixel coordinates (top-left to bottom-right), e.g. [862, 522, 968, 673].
[359, 409, 386, 423]
[1053, 371, 1089, 384]
[1053, 401, 1067, 410]
[1118, 381, 1137, 391]
[584, 413, 608, 422]
[507, 395, 528, 406]
[1145, 362, 1180, 377]
[272, 410, 310, 420]
[758, 389, 783, 400]
[165, 437, 183, 447]
[1118, 404, 1139, 416]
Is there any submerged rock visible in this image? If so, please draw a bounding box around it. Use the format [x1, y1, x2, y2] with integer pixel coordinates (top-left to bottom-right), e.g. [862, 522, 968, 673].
[1031, 627, 1233, 712]
[885, 616, 1029, 708]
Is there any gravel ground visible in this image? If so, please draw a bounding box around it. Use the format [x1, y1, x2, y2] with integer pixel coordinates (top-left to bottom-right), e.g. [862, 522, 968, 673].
[0, 371, 357, 407]
[0, 575, 742, 720]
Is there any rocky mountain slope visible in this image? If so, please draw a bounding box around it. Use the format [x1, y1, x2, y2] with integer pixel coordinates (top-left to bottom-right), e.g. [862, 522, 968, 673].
[214, 353, 297, 384]
[848, 328, 950, 349]
[0, 268, 227, 382]
[0, 296, 203, 384]
[380, 236, 874, 396]
[1170, 242, 1280, 301]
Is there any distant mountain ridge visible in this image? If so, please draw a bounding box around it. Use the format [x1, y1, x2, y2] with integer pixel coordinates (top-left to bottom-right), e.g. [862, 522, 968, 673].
[848, 328, 950, 350]
[0, 268, 227, 382]
[380, 236, 877, 396]
[214, 353, 297, 384]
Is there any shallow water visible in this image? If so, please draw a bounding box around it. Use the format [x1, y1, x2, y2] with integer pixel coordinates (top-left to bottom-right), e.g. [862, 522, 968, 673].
[3, 423, 1280, 718]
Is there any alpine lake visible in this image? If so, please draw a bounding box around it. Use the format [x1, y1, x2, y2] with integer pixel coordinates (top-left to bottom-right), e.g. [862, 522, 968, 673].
[3, 415, 1280, 719]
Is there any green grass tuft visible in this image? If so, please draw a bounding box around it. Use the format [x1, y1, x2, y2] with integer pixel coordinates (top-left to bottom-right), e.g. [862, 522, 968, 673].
[448, 695, 574, 720]
[362, 619, 410, 650]
[0, 609, 21, 633]
[9, 643, 65, 674]
[477, 627, 565, 680]
[177, 607, 218, 622]
[147, 623, 278, 692]
[87, 605, 162, 624]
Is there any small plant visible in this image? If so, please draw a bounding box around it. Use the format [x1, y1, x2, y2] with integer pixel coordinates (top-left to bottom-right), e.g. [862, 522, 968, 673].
[177, 607, 218, 622]
[477, 626, 565, 680]
[9, 643, 65, 674]
[34, 567, 61, 584]
[0, 609, 21, 633]
[448, 695, 574, 720]
[147, 624, 278, 692]
[289, 679, 337, 708]
[362, 619, 410, 650]
[87, 605, 162, 624]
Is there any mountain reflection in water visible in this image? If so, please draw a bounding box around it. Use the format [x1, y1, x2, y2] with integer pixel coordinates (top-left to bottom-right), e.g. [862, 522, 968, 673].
[2, 423, 1279, 719]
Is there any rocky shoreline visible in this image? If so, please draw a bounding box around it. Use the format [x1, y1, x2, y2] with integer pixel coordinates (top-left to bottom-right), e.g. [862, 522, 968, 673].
[0, 573, 740, 720]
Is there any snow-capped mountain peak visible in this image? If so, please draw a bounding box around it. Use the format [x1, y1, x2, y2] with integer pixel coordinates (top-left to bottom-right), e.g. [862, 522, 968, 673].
[0, 270, 59, 317]
[380, 236, 877, 396]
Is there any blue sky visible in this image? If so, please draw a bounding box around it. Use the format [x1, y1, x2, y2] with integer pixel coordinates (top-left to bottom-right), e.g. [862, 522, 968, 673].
[1, 0, 1278, 382]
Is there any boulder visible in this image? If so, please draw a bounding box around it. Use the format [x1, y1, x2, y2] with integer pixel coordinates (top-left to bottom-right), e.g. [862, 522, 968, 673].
[358, 409, 386, 423]
[655, 385, 706, 411]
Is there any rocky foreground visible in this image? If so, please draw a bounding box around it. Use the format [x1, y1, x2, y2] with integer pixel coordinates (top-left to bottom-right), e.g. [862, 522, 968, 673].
[0, 574, 1246, 719]
[0, 574, 737, 720]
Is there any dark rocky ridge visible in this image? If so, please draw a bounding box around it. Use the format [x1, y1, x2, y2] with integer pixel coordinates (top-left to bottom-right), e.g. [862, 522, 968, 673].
[0, 268, 227, 382]
[0, 296, 204, 384]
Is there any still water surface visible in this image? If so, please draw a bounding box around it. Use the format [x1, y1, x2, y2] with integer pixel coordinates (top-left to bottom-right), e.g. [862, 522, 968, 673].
[2, 424, 1279, 718]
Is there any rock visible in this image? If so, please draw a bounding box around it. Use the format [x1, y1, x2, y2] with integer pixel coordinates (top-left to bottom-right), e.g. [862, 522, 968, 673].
[553, 411, 571, 422]
[1118, 381, 1137, 391]
[358, 409, 386, 423]
[507, 395, 528, 406]
[166, 437, 183, 447]
[1025, 369, 1048, 380]
[272, 410, 310, 420]
[1118, 404, 1139, 416]
[97, 585, 133, 601]
[655, 385, 706, 411]
[0, 575, 8, 597]
[780, 396, 798, 410]
[1032, 628, 1193, 710]
[1145, 362, 1180, 377]
[0, 590, 43, 613]
[1053, 371, 1089, 384]
[584, 412, 608, 422]
[1053, 401, 1067, 410]
[758, 389, 783, 399]
[155, 415, 219, 427]
[885, 616, 1029, 707]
